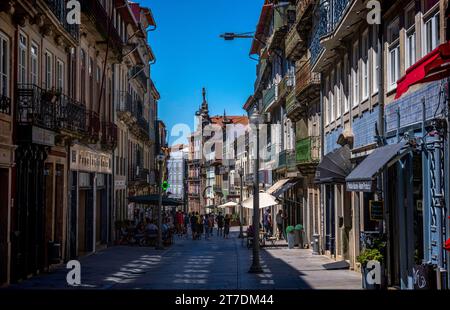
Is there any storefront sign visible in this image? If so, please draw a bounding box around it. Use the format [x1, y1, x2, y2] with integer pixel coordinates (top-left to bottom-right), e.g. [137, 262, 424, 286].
[369, 201, 384, 221]
[70, 144, 112, 174]
[32, 126, 55, 146]
[347, 180, 373, 192]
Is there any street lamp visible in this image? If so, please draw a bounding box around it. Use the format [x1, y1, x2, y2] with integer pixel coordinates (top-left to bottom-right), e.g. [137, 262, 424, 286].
[156, 153, 165, 250]
[238, 167, 244, 238]
[249, 106, 264, 274]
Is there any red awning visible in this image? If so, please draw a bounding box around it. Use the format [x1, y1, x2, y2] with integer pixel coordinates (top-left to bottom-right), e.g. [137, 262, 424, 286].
[249, 3, 273, 56]
[396, 41, 450, 99]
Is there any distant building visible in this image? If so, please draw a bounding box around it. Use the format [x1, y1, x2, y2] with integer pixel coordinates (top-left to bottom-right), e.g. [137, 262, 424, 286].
[168, 144, 188, 202]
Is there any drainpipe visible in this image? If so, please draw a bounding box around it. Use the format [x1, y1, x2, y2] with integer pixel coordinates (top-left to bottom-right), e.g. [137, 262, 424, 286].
[319, 72, 325, 255]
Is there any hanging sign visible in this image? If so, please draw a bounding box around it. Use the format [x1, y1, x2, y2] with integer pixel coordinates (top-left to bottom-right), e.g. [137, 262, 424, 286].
[369, 200, 384, 221]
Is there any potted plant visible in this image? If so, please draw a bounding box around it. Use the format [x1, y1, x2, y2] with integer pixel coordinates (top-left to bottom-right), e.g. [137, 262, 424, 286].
[357, 237, 385, 289]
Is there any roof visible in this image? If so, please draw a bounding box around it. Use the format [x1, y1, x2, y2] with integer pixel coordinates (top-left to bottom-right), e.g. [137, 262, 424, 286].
[243, 95, 254, 111]
[210, 116, 249, 127]
[250, 1, 272, 56]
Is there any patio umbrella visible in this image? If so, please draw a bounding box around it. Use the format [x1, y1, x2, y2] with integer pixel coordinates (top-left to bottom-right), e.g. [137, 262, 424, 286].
[218, 201, 238, 208]
[242, 191, 278, 209]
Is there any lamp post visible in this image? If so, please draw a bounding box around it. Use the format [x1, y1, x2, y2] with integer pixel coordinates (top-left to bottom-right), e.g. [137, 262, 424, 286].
[249, 106, 263, 274]
[156, 153, 165, 250]
[238, 167, 244, 238]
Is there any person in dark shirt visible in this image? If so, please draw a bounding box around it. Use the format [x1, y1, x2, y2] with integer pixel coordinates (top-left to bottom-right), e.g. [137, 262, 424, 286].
[216, 212, 224, 237]
[224, 214, 231, 239]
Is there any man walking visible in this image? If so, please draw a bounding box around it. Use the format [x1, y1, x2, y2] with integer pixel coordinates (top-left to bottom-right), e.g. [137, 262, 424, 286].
[216, 212, 224, 237]
[276, 209, 286, 240]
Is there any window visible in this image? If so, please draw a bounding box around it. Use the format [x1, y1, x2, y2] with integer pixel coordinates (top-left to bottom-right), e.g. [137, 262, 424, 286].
[352, 41, 359, 107]
[388, 19, 400, 91]
[361, 31, 369, 100]
[18, 33, 27, 84]
[372, 27, 379, 94]
[336, 63, 341, 119]
[330, 70, 335, 122]
[30, 43, 39, 85]
[57, 59, 64, 93]
[45, 51, 53, 90]
[423, 11, 440, 54]
[343, 55, 349, 113]
[0, 33, 8, 96]
[405, 4, 416, 69]
[324, 77, 329, 125]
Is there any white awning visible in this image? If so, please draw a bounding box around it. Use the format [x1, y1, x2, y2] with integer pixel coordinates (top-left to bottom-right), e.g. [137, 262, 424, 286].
[266, 178, 290, 195]
[218, 201, 238, 208]
[242, 191, 278, 209]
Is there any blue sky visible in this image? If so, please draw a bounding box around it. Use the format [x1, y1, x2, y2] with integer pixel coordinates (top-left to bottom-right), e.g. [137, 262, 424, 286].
[141, 0, 264, 145]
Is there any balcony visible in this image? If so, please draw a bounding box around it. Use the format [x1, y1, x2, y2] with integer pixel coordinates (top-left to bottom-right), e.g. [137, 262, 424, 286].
[80, 0, 123, 56]
[296, 59, 320, 102]
[17, 84, 56, 131]
[278, 74, 294, 102]
[45, 0, 80, 41]
[0, 94, 11, 115]
[286, 88, 303, 122]
[57, 94, 86, 135]
[296, 136, 321, 174]
[285, 26, 305, 62]
[86, 110, 100, 142]
[130, 166, 149, 183]
[266, 5, 290, 52]
[101, 121, 118, 149]
[262, 84, 278, 112]
[137, 116, 149, 137]
[277, 149, 296, 171]
[296, 0, 316, 38]
[254, 59, 270, 95]
[129, 66, 148, 89]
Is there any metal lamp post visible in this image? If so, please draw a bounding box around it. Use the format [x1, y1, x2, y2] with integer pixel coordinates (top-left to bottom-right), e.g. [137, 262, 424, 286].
[249, 106, 263, 274]
[156, 153, 165, 250]
[238, 167, 244, 238]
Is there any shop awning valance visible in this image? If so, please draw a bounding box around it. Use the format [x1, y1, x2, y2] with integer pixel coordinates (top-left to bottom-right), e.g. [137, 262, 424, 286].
[396, 41, 450, 99]
[346, 141, 409, 192]
[314, 145, 352, 184]
[272, 180, 299, 198]
[128, 195, 184, 206]
[267, 178, 291, 195]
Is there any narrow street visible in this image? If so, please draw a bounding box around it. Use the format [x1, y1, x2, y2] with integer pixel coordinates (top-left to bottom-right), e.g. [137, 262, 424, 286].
[9, 229, 361, 290]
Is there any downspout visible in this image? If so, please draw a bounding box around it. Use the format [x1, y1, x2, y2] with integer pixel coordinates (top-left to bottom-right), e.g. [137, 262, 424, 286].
[320, 72, 325, 255]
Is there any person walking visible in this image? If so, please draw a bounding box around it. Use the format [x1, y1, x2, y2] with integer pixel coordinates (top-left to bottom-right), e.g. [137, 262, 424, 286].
[216, 212, 224, 237]
[190, 212, 197, 240]
[204, 214, 210, 240]
[184, 212, 190, 238]
[208, 213, 214, 237]
[224, 214, 231, 239]
[197, 214, 203, 240]
[276, 209, 286, 240]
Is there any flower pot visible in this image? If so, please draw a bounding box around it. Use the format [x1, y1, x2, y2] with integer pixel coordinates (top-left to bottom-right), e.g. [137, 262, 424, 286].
[287, 232, 295, 249]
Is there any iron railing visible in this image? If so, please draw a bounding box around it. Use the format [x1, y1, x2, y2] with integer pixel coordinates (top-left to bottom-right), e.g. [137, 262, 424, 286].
[0, 94, 11, 115]
[277, 149, 296, 169]
[57, 94, 86, 133]
[80, 0, 123, 54]
[101, 121, 118, 147]
[296, 136, 321, 164]
[17, 84, 57, 130]
[45, 0, 80, 41]
[263, 84, 277, 110]
[86, 110, 100, 140]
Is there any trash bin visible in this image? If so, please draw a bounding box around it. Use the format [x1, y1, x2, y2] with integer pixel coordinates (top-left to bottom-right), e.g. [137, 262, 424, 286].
[312, 234, 320, 255]
[294, 224, 303, 248]
[286, 226, 295, 249]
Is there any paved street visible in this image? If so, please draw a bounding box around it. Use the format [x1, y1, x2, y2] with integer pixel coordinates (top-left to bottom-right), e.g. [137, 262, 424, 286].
[8, 229, 361, 290]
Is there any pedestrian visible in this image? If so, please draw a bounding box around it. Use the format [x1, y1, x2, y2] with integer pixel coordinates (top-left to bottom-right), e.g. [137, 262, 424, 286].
[190, 212, 197, 240]
[224, 214, 231, 239]
[176, 210, 183, 237]
[184, 212, 190, 238]
[264, 209, 273, 236]
[204, 214, 210, 239]
[197, 213, 203, 240]
[275, 209, 284, 240]
[216, 212, 224, 237]
[208, 213, 214, 237]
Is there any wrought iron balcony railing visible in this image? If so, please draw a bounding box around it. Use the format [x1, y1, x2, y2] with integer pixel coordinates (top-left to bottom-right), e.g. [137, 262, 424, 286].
[17, 84, 57, 131]
[296, 59, 320, 99]
[80, 0, 123, 54]
[117, 91, 135, 114]
[277, 149, 296, 169]
[263, 84, 277, 111]
[285, 25, 304, 61]
[101, 121, 118, 148]
[0, 94, 11, 115]
[45, 0, 80, 41]
[86, 109, 100, 141]
[130, 166, 149, 183]
[57, 94, 86, 134]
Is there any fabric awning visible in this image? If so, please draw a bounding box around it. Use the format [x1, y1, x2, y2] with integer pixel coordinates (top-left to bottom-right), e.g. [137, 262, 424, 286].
[314, 145, 352, 184]
[272, 180, 298, 197]
[346, 141, 409, 192]
[266, 178, 290, 195]
[128, 195, 184, 206]
[249, 2, 273, 55]
[396, 41, 450, 99]
[218, 201, 238, 208]
[242, 191, 278, 209]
